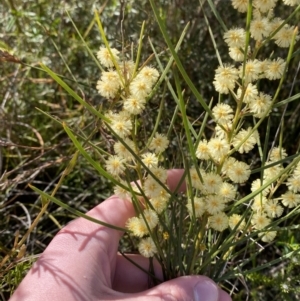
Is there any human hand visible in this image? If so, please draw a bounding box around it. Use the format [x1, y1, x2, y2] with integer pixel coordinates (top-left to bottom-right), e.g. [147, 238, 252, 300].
[10, 170, 232, 301]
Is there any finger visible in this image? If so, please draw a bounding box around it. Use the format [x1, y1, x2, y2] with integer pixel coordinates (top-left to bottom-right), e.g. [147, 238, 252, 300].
[102, 169, 185, 290]
[104, 276, 232, 301]
[45, 169, 186, 263]
[113, 253, 163, 293]
[219, 289, 233, 301]
[87, 169, 185, 291]
[142, 277, 230, 301]
[166, 169, 186, 193]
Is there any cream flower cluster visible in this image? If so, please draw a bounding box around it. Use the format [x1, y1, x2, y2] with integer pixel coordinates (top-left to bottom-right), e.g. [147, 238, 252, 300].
[189, 0, 299, 243]
[126, 167, 170, 257]
[96, 47, 173, 257]
[96, 0, 299, 262]
[232, 0, 300, 14]
[214, 1, 299, 121]
[191, 102, 259, 233]
[187, 161, 247, 232]
[191, 144, 299, 242]
[96, 47, 169, 182]
[247, 148, 300, 242]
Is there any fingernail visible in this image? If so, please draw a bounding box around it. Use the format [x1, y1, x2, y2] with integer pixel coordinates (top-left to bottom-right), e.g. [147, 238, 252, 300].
[193, 280, 219, 301]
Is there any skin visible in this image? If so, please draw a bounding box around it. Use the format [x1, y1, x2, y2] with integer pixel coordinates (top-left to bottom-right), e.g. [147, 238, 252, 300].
[10, 170, 232, 301]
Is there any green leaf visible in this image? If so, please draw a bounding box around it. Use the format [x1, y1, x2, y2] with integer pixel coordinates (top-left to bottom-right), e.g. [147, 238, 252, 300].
[40, 64, 109, 122]
[205, 0, 228, 32]
[149, 0, 212, 117]
[66, 10, 104, 72]
[30, 185, 127, 232]
[62, 122, 129, 191]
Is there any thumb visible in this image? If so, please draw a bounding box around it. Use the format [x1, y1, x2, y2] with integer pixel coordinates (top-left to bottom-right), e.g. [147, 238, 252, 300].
[113, 275, 231, 301]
